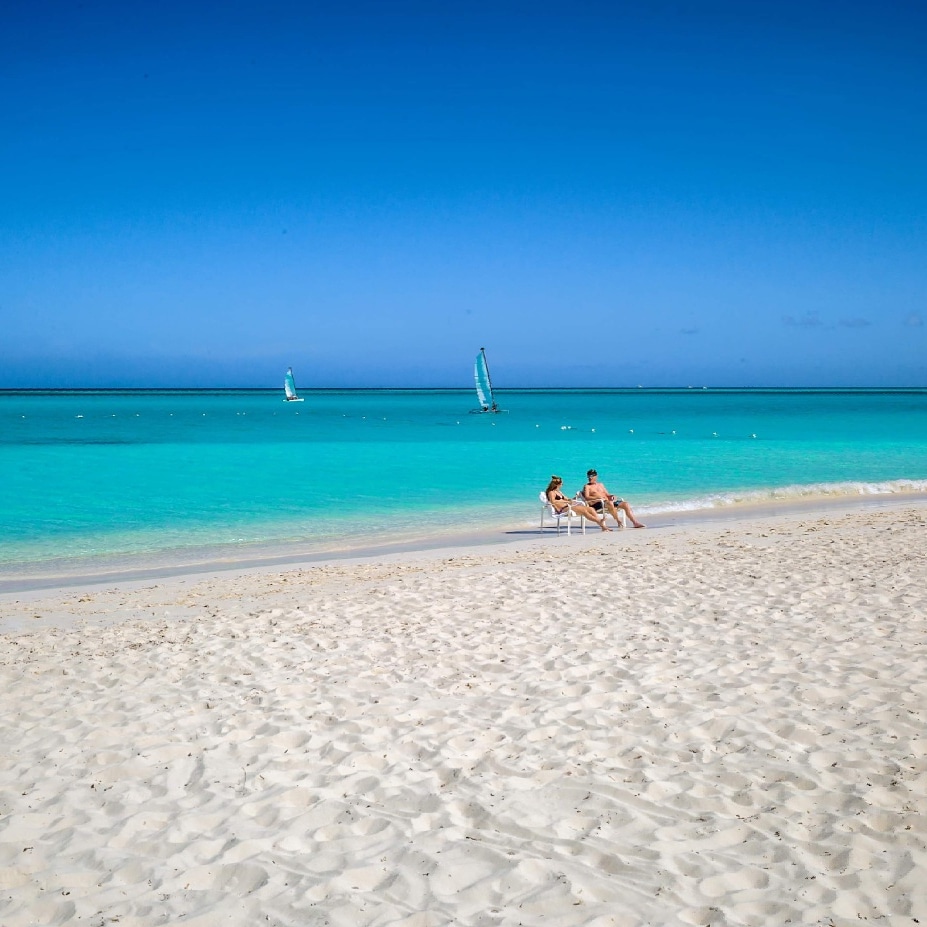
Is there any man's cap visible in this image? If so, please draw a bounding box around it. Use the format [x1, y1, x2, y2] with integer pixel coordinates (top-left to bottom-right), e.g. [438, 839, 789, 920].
[587, 469, 597, 476]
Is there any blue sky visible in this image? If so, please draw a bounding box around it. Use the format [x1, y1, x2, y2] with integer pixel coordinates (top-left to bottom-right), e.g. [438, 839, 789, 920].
[2, 0, 925, 388]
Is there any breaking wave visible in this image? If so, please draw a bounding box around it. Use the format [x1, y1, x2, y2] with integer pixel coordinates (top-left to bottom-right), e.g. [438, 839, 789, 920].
[640, 478, 927, 515]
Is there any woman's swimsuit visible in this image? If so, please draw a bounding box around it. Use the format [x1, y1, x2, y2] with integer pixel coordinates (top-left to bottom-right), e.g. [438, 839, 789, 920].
[549, 491, 572, 513]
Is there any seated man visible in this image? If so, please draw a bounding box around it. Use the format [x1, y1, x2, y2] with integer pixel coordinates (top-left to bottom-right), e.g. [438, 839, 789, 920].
[582, 468, 645, 528]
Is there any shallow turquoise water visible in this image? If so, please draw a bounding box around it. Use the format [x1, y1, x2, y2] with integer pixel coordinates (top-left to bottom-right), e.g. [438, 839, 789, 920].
[2, 388, 926, 575]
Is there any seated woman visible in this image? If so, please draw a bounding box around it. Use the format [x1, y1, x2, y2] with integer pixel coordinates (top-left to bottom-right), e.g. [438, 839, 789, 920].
[545, 476, 610, 531]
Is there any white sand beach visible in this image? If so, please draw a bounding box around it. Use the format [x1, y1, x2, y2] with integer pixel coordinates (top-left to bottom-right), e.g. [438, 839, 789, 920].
[1, 502, 925, 926]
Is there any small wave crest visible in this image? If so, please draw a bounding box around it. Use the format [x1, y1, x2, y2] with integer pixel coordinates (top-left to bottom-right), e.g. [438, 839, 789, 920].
[640, 478, 927, 515]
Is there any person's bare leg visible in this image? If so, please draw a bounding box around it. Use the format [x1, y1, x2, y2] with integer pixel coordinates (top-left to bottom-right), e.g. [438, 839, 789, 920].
[580, 503, 611, 531]
[620, 500, 645, 528]
[606, 500, 625, 528]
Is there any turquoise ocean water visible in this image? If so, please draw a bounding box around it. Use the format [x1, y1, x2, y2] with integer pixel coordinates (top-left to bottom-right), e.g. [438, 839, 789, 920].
[2, 388, 926, 586]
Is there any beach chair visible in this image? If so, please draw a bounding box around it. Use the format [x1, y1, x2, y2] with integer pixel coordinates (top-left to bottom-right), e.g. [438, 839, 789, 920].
[539, 492, 587, 535]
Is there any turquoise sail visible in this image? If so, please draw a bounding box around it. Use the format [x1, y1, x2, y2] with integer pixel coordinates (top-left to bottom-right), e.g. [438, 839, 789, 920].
[284, 367, 303, 402]
[474, 349, 493, 411]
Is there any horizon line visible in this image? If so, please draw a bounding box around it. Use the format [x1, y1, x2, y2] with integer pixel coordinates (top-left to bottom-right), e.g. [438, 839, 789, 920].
[3, 385, 927, 393]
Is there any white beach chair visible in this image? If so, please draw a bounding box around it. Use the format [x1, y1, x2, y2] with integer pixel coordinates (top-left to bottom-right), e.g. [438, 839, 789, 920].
[539, 492, 587, 535]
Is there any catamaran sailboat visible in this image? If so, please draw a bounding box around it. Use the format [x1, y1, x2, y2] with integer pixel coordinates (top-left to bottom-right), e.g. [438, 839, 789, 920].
[284, 367, 305, 402]
[470, 347, 505, 413]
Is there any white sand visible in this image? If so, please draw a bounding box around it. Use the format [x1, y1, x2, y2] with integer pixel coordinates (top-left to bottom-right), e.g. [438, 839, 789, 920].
[1, 503, 925, 926]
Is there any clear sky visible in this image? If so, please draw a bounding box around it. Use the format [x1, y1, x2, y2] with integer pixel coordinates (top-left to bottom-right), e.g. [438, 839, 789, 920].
[2, 0, 925, 388]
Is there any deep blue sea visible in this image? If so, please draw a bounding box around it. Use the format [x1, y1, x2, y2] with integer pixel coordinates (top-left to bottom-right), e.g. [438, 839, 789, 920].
[2, 388, 926, 585]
